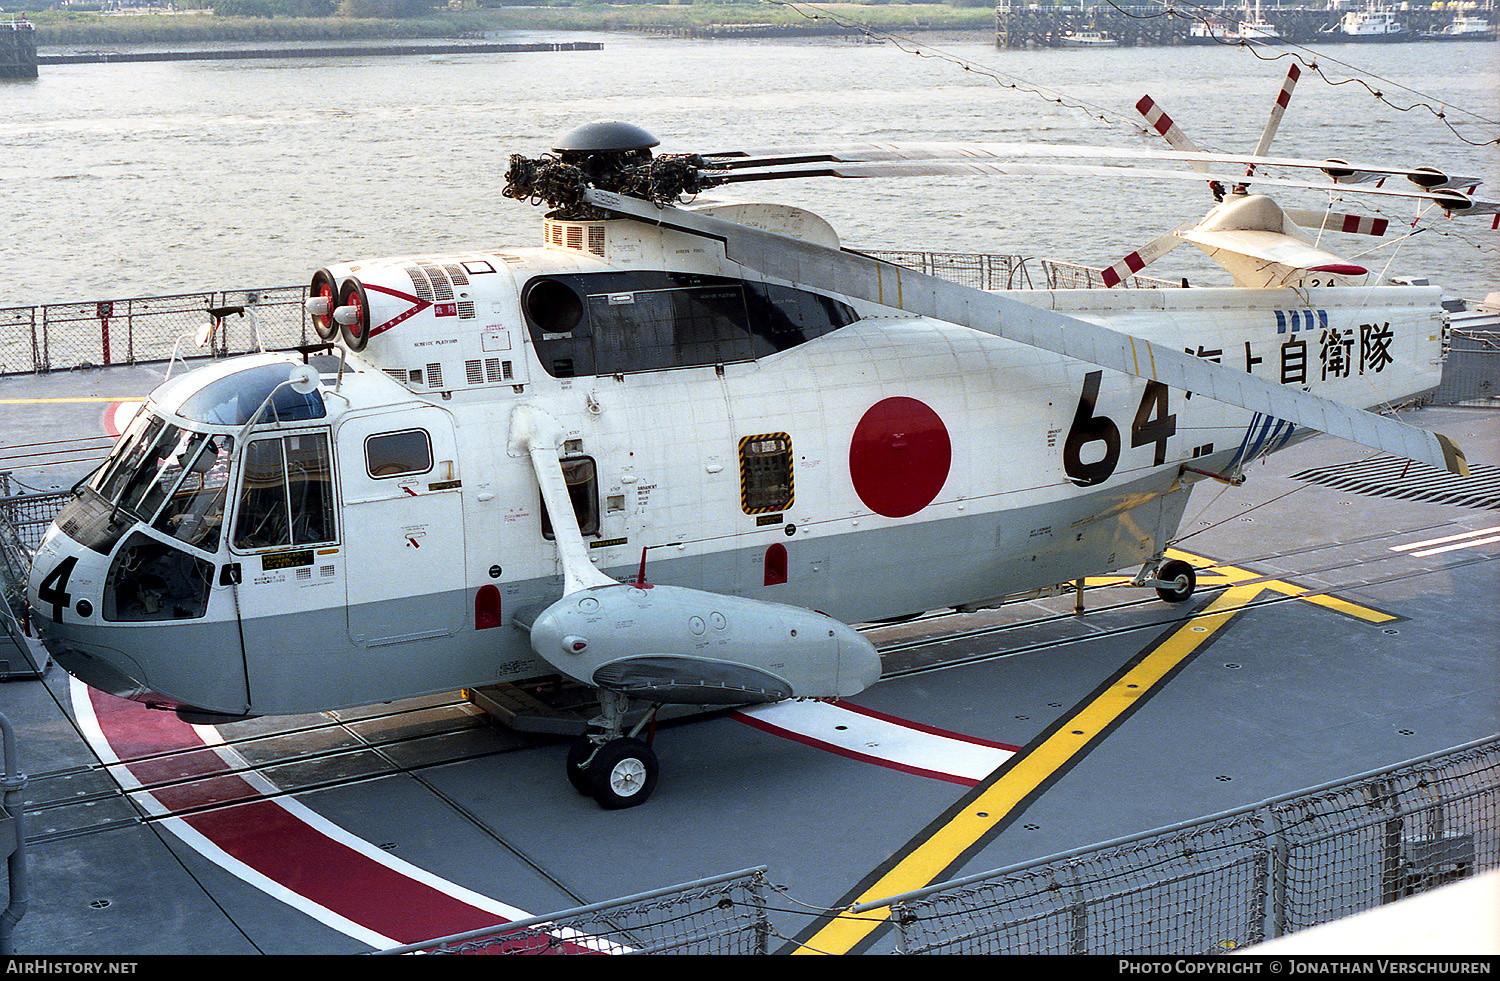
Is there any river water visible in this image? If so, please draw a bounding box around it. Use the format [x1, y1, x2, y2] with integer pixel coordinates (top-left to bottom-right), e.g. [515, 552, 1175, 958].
[1, 31, 1496, 304]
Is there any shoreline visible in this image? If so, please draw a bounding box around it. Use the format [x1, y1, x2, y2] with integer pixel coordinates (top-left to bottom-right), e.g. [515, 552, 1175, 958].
[36, 39, 604, 64]
[20, 6, 998, 50]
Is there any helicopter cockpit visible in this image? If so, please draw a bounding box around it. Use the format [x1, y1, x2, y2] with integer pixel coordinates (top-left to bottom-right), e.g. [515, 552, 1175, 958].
[37, 355, 330, 628]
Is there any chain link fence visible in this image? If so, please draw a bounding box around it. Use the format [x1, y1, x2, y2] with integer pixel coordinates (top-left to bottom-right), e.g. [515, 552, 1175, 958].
[1433, 324, 1500, 406]
[378, 867, 772, 955]
[858, 735, 1499, 954]
[863, 250, 1182, 292]
[0, 287, 311, 375]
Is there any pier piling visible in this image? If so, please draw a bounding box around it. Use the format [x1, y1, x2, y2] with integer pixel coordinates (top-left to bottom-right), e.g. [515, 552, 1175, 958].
[1, 19, 37, 81]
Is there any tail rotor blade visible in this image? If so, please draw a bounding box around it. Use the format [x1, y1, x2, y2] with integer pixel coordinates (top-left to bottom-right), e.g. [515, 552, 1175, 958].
[1136, 95, 1225, 199]
[1239, 64, 1302, 192]
[1100, 222, 1195, 287]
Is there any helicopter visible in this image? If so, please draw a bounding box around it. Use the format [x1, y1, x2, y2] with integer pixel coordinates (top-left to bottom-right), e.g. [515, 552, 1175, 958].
[24, 102, 1490, 810]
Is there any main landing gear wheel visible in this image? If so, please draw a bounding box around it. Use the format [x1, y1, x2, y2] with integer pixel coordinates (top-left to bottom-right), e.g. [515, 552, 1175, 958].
[1154, 559, 1197, 603]
[586, 737, 658, 810]
[566, 736, 597, 795]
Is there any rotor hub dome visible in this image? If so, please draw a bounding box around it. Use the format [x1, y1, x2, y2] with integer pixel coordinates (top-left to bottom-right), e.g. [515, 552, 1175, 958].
[552, 121, 660, 156]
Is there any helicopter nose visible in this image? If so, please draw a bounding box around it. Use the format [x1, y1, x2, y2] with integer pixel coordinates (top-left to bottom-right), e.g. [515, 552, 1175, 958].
[50, 644, 153, 702]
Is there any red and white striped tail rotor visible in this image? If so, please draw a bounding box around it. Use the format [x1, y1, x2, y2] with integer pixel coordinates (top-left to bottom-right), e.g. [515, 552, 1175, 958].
[1240, 63, 1301, 190]
[1284, 209, 1389, 237]
[1134, 95, 1206, 166]
[1100, 222, 1196, 287]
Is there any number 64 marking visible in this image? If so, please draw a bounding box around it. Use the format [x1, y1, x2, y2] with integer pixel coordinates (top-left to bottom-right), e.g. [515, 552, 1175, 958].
[1063, 371, 1177, 487]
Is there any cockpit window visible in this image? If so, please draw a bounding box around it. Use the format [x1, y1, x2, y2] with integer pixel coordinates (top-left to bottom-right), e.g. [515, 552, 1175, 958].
[233, 432, 336, 551]
[152, 434, 233, 554]
[90, 412, 170, 507]
[175, 362, 326, 426]
[115, 428, 220, 525]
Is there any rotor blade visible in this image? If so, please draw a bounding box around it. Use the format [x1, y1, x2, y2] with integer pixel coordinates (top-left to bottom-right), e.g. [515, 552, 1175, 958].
[1134, 94, 1224, 198]
[1135, 96, 1210, 170]
[1284, 208, 1389, 237]
[1319, 160, 1482, 191]
[582, 188, 1470, 478]
[1238, 64, 1301, 193]
[697, 141, 1483, 194]
[1100, 222, 1195, 287]
[1252, 65, 1301, 162]
[708, 157, 1496, 214]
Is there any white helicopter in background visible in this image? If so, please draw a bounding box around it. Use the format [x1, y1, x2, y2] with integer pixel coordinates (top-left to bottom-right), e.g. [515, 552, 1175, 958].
[25, 74, 1490, 809]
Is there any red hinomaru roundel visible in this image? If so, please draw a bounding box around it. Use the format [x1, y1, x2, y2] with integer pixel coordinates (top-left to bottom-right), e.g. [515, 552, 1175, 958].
[848, 397, 952, 518]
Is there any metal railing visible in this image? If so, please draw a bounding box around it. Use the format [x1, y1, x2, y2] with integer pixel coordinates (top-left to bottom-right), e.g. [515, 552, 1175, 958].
[1434, 326, 1500, 406]
[855, 735, 1499, 954]
[0, 256, 1177, 379]
[379, 867, 772, 955]
[864, 250, 1182, 292]
[0, 287, 311, 376]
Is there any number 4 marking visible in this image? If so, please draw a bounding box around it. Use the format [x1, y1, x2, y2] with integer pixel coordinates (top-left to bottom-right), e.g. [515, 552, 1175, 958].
[38, 555, 78, 623]
[1131, 380, 1177, 466]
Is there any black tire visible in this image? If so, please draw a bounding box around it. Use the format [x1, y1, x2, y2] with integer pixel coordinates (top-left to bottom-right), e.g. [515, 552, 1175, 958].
[1155, 559, 1196, 603]
[565, 736, 596, 795]
[587, 737, 658, 810]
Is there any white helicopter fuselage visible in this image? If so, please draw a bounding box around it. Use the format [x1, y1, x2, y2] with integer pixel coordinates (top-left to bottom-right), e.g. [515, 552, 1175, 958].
[26, 206, 1445, 722]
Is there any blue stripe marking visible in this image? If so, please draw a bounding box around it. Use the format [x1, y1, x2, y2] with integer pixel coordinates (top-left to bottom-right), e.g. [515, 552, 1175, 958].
[1273, 309, 1328, 334]
[1229, 412, 1262, 468]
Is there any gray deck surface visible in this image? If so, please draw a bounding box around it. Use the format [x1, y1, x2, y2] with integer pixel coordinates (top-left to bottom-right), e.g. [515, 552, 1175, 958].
[0, 362, 1494, 955]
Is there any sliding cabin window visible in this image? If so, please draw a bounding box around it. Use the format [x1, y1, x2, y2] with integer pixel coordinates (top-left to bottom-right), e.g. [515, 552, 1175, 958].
[540, 456, 601, 541]
[739, 433, 794, 515]
[232, 432, 337, 551]
[365, 429, 433, 479]
[523, 272, 858, 378]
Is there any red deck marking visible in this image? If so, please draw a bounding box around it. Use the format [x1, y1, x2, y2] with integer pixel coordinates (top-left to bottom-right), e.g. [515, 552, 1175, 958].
[82, 686, 600, 952]
[736, 712, 982, 786]
[182, 798, 519, 947]
[102, 400, 142, 437]
[835, 701, 1019, 752]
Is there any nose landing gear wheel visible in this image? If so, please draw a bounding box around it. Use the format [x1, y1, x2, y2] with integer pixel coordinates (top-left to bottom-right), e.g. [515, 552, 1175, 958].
[587, 737, 658, 810]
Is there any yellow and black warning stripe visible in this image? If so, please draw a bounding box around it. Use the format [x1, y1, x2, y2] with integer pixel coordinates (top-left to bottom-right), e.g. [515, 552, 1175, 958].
[738, 432, 794, 515]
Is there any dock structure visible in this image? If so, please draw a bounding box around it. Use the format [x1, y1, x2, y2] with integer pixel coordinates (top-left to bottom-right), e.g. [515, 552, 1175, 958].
[0, 18, 37, 80]
[995, 2, 1498, 47]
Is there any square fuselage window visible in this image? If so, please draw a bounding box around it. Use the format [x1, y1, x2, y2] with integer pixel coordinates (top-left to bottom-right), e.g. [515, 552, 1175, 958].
[739, 434, 793, 515]
[365, 429, 433, 479]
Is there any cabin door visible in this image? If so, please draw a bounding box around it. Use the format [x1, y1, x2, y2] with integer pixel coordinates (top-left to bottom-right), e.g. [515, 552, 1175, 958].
[228, 426, 348, 713]
[337, 405, 467, 649]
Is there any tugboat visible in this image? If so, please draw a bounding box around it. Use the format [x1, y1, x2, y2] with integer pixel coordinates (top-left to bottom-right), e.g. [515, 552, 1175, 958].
[1325, 3, 1410, 41]
[1422, 12, 1496, 40]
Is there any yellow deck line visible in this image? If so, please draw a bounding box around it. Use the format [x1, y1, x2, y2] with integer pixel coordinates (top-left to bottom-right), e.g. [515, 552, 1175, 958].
[796, 584, 1262, 954]
[1175, 549, 1395, 624]
[794, 552, 1393, 954]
